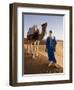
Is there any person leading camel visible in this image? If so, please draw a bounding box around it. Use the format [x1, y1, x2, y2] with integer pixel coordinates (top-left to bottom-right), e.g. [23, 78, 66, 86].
[46, 30, 57, 67]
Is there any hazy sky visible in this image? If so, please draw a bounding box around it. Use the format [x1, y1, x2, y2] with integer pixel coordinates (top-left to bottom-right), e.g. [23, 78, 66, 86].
[23, 14, 64, 40]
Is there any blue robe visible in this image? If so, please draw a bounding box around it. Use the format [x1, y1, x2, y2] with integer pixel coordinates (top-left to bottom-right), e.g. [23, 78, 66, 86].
[46, 36, 57, 63]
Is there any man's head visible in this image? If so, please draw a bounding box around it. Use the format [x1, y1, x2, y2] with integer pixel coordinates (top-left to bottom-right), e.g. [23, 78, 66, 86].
[49, 30, 53, 36]
[49, 30, 54, 38]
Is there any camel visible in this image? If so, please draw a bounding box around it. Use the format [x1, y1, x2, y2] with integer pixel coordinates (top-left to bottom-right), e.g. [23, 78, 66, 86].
[27, 22, 47, 58]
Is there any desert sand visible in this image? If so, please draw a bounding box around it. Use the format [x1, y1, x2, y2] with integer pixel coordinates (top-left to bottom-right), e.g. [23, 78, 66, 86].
[24, 41, 63, 74]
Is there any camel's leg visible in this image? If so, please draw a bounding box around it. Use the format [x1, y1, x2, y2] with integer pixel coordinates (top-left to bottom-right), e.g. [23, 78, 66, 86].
[27, 40, 29, 54]
[36, 41, 40, 56]
[30, 42, 33, 54]
[32, 41, 36, 59]
[29, 41, 33, 54]
[29, 41, 32, 54]
[31, 41, 33, 56]
[33, 42, 35, 58]
[27, 40, 28, 53]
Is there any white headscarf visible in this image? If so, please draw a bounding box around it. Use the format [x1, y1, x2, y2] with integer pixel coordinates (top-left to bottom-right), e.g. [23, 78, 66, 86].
[50, 32, 55, 39]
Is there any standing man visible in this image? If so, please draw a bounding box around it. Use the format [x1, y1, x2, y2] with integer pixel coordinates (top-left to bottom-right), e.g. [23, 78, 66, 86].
[46, 30, 57, 66]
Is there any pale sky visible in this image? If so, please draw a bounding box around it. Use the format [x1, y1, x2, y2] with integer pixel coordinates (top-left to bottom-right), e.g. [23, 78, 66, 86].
[23, 13, 64, 40]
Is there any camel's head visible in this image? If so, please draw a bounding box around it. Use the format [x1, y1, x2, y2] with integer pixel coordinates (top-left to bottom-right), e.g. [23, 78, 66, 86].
[41, 22, 47, 29]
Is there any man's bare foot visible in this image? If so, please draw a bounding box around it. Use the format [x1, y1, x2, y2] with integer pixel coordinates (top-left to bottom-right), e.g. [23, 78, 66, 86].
[48, 61, 53, 67]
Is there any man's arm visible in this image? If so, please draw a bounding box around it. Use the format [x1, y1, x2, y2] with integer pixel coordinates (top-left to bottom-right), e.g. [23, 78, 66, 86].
[54, 37, 57, 51]
[45, 37, 49, 52]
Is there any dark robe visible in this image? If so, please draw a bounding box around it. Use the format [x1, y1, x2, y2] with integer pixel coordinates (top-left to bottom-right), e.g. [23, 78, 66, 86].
[46, 36, 57, 63]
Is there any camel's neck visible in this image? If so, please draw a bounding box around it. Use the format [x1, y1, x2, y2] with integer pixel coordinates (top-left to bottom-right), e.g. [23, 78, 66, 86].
[39, 26, 46, 40]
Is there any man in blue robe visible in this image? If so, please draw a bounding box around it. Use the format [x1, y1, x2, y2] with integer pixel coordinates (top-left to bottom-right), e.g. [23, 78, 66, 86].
[46, 30, 57, 66]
